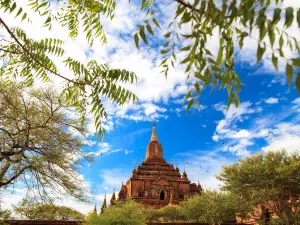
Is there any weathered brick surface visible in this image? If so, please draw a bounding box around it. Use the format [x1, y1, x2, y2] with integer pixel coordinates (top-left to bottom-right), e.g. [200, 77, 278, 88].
[5, 222, 244, 225]
[5, 220, 82, 225]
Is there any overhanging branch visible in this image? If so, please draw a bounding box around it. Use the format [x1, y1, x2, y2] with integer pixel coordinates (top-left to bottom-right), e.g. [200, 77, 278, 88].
[0, 17, 87, 86]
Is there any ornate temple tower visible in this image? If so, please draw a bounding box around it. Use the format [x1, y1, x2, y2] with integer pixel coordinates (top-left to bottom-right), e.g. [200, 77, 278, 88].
[100, 194, 107, 214]
[115, 124, 202, 208]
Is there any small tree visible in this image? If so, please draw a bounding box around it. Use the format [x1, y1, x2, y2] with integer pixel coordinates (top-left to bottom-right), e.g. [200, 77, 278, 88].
[148, 205, 186, 223]
[180, 190, 237, 225]
[86, 200, 148, 225]
[13, 199, 85, 220]
[217, 150, 300, 223]
[0, 82, 92, 201]
[0, 203, 11, 225]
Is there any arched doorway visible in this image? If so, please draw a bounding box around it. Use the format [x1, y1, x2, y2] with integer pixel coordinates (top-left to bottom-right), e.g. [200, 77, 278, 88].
[160, 191, 165, 200]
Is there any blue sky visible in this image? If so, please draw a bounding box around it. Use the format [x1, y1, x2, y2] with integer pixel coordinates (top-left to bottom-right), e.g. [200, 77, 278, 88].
[1, 0, 300, 216]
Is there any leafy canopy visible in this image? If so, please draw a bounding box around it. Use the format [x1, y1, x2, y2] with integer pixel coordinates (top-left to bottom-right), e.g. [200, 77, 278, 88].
[0, 0, 138, 138]
[13, 198, 85, 220]
[86, 200, 149, 225]
[180, 190, 238, 224]
[148, 205, 186, 223]
[217, 150, 300, 222]
[135, 0, 300, 109]
[0, 83, 91, 201]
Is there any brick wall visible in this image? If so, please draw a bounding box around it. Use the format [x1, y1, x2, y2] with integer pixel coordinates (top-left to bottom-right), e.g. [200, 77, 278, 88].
[5, 220, 82, 225]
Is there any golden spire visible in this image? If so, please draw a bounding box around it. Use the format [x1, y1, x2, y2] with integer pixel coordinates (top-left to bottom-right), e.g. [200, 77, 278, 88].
[150, 123, 158, 141]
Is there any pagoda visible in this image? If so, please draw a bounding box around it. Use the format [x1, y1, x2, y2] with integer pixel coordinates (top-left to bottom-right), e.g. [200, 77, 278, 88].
[113, 124, 202, 208]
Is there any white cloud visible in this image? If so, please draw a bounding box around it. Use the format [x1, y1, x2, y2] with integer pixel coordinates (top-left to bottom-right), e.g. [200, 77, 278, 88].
[292, 97, 300, 105]
[230, 129, 251, 139]
[213, 102, 262, 149]
[1, 175, 94, 216]
[265, 97, 279, 104]
[88, 142, 122, 156]
[262, 134, 300, 153]
[262, 122, 300, 153]
[175, 152, 234, 190]
[97, 168, 130, 194]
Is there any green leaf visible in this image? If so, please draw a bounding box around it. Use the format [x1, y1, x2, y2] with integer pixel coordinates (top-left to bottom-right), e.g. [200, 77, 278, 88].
[297, 9, 300, 28]
[234, 94, 240, 108]
[153, 18, 161, 29]
[286, 63, 294, 88]
[163, 41, 170, 48]
[15, 8, 23, 17]
[160, 58, 167, 66]
[181, 11, 191, 23]
[181, 55, 190, 64]
[259, 23, 267, 41]
[227, 92, 235, 110]
[175, 6, 185, 18]
[21, 13, 27, 21]
[292, 58, 300, 67]
[184, 90, 192, 102]
[279, 35, 284, 49]
[160, 49, 169, 54]
[239, 36, 245, 49]
[272, 54, 278, 72]
[10, 2, 16, 13]
[164, 32, 172, 38]
[256, 43, 266, 64]
[180, 45, 191, 51]
[140, 0, 148, 10]
[216, 47, 223, 66]
[44, 16, 51, 25]
[296, 72, 300, 95]
[187, 98, 194, 111]
[268, 22, 275, 48]
[146, 23, 154, 35]
[285, 7, 294, 28]
[272, 8, 281, 25]
[194, 82, 200, 95]
[134, 33, 139, 49]
[37, 1, 48, 9]
[139, 26, 147, 44]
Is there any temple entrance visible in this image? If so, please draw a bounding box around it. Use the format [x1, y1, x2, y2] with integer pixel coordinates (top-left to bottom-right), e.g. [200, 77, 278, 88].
[160, 191, 165, 200]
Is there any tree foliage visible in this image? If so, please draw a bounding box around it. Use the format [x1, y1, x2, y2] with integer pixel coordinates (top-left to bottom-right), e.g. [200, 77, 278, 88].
[135, 0, 300, 109]
[13, 198, 85, 220]
[0, 205, 11, 220]
[0, 83, 91, 201]
[148, 205, 186, 223]
[180, 190, 238, 224]
[86, 200, 149, 225]
[0, 0, 138, 138]
[217, 150, 300, 224]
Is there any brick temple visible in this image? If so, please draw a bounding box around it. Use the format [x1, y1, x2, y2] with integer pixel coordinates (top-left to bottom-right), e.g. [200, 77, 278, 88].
[104, 124, 202, 209]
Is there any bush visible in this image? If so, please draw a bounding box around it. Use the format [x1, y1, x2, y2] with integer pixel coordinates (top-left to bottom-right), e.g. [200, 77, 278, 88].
[86, 200, 148, 225]
[148, 205, 186, 223]
[180, 190, 237, 224]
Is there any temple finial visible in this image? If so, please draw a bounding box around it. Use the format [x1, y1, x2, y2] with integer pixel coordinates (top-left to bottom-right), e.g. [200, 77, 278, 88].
[150, 123, 158, 141]
[93, 203, 97, 214]
[100, 194, 107, 214]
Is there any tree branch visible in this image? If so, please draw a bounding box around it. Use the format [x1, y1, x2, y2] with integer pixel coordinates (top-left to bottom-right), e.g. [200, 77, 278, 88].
[0, 47, 19, 54]
[175, 0, 193, 10]
[0, 165, 31, 187]
[0, 17, 87, 86]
